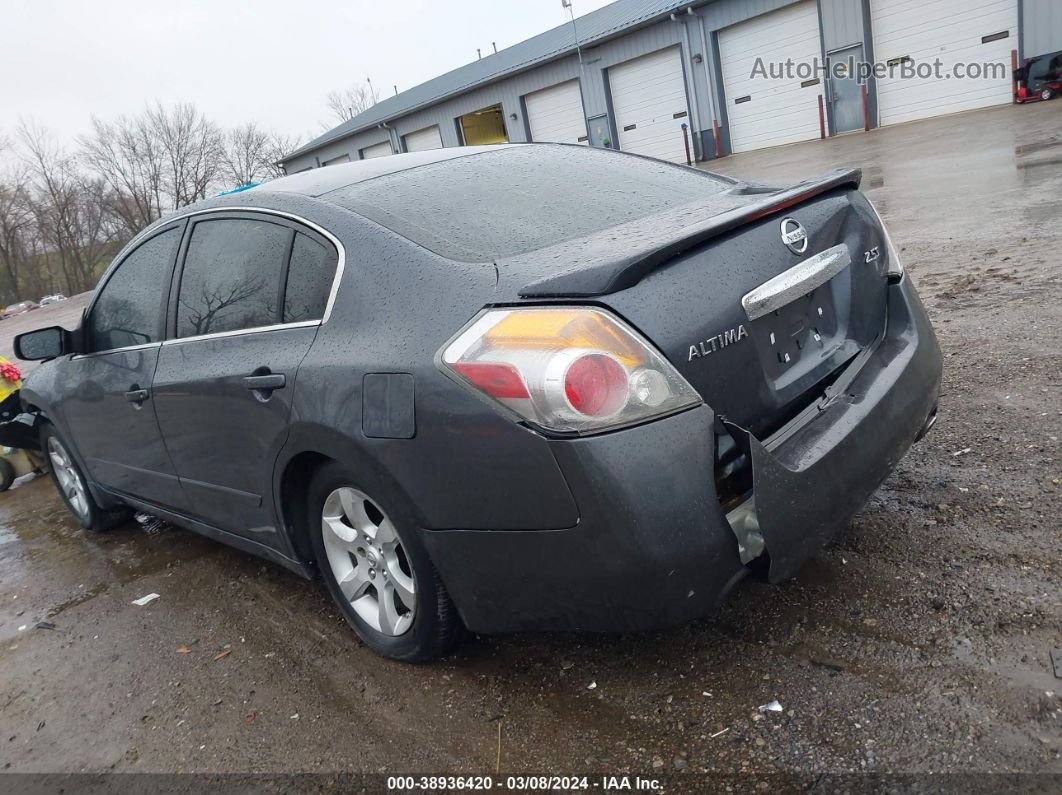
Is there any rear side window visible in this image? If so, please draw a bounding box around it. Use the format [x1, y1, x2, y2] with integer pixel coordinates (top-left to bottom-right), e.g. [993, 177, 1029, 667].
[90, 226, 181, 352]
[283, 233, 337, 323]
[176, 218, 290, 338]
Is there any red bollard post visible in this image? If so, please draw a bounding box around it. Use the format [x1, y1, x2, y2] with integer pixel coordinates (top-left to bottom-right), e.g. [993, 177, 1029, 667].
[861, 84, 870, 131]
[1012, 49, 1019, 102]
[818, 95, 826, 139]
[681, 124, 692, 166]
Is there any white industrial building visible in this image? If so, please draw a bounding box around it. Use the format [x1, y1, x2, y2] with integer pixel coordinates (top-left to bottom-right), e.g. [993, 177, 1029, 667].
[282, 0, 1062, 170]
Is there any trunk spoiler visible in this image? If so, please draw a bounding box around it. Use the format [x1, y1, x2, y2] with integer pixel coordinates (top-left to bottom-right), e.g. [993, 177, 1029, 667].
[516, 167, 862, 298]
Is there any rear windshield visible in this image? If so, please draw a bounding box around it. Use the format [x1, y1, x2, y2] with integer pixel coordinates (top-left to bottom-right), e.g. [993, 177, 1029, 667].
[323, 146, 731, 261]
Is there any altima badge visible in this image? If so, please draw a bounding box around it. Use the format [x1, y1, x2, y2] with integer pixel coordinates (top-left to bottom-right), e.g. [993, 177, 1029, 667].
[780, 218, 808, 255]
[688, 324, 748, 361]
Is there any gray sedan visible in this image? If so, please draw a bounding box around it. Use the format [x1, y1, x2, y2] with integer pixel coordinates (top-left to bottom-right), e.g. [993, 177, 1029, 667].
[14, 145, 941, 661]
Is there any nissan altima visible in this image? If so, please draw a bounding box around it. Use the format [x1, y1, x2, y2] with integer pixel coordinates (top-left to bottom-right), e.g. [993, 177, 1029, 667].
[14, 144, 941, 661]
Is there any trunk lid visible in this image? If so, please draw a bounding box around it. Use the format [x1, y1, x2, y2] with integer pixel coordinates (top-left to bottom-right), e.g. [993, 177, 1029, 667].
[505, 173, 891, 439]
[601, 186, 890, 437]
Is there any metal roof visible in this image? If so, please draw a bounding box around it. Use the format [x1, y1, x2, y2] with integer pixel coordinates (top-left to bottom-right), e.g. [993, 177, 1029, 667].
[267, 145, 517, 197]
[282, 0, 706, 162]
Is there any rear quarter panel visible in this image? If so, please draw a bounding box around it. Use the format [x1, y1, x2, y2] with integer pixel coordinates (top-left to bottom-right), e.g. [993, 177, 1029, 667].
[280, 210, 580, 533]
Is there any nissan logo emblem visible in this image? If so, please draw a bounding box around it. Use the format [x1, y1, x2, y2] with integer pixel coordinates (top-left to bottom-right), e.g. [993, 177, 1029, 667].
[780, 218, 808, 255]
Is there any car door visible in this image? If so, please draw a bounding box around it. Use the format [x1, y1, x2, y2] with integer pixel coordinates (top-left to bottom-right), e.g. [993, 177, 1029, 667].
[151, 211, 339, 542]
[55, 223, 188, 510]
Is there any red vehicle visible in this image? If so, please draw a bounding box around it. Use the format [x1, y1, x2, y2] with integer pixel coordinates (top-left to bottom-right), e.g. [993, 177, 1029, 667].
[0, 301, 39, 320]
[1015, 50, 1062, 103]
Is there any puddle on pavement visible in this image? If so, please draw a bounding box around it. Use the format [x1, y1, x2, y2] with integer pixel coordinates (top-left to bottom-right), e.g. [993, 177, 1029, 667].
[1014, 137, 1061, 157]
[1015, 155, 1062, 171]
[0, 475, 211, 642]
[861, 166, 885, 191]
[951, 634, 1059, 693]
[1025, 202, 1062, 224]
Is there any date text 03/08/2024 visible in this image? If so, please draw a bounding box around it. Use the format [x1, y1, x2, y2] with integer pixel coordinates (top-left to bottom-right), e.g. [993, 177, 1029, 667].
[386, 775, 664, 791]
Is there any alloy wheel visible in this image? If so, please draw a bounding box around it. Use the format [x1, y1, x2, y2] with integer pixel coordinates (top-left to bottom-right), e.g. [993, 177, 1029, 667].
[320, 486, 416, 636]
[47, 436, 89, 521]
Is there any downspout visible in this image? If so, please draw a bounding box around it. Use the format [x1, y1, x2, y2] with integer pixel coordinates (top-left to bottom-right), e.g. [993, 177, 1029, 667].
[688, 7, 718, 132]
[378, 121, 399, 153]
[671, 10, 702, 161]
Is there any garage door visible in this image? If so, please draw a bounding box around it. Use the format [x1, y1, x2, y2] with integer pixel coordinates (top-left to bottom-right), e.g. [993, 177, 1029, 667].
[404, 125, 443, 152]
[609, 47, 691, 163]
[525, 80, 587, 144]
[871, 0, 1017, 125]
[719, 1, 824, 153]
[360, 141, 392, 159]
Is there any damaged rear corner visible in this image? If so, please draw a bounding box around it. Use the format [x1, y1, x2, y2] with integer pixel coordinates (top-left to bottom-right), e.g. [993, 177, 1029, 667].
[718, 418, 863, 584]
[713, 411, 847, 580]
[716, 278, 942, 584]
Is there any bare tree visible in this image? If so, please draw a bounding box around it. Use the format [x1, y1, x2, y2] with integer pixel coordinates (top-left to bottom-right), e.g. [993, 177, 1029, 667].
[0, 165, 37, 302]
[146, 102, 225, 208]
[324, 80, 379, 127]
[221, 122, 301, 187]
[81, 101, 229, 231]
[223, 126, 303, 185]
[221, 122, 269, 188]
[262, 132, 302, 180]
[7, 108, 302, 300]
[19, 121, 115, 295]
[79, 112, 165, 238]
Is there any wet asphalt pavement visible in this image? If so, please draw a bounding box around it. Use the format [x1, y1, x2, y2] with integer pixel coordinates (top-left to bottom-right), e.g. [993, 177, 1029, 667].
[0, 102, 1059, 782]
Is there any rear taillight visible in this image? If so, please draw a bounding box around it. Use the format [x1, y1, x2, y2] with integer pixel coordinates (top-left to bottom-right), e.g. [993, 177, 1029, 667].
[438, 307, 701, 434]
[868, 200, 904, 281]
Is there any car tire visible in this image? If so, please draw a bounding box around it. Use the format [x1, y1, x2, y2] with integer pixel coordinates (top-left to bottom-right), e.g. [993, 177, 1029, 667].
[306, 461, 463, 662]
[0, 458, 15, 492]
[1042, 87, 1056, 101]
[40, 423, 130, 532]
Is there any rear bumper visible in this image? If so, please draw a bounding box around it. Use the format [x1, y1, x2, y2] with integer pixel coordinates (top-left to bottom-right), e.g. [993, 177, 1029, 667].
[424, 277, 942, 633]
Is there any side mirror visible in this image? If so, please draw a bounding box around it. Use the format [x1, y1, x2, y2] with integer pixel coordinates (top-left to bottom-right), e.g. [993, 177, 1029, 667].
[14, 326, 72, 361]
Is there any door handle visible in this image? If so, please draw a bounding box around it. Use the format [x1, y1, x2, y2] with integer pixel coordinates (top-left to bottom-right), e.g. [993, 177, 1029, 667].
[124, 388, 150, 404]
[243, 373, 286, 391]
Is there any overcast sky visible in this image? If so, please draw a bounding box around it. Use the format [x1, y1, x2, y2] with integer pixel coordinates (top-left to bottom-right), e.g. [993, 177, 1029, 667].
[1, 0, 616, 148]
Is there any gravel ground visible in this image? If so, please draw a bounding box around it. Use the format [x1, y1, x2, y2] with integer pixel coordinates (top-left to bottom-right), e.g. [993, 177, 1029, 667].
[0, 102, 1058, 787]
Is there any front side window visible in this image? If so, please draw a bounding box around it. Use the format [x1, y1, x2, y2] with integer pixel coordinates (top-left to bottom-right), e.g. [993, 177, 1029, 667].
[176, 218, 290, 338]
[283, 233, 338, 323]
[90, 226, 181, 352]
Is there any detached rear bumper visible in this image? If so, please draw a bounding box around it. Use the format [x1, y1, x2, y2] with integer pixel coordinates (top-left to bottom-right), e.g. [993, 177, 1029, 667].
[741, 275, 941, 583]
[423, 277, 942, 633]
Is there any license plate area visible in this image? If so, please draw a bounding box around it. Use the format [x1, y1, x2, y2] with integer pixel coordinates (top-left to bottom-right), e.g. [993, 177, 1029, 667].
[748, 281, 843, 385]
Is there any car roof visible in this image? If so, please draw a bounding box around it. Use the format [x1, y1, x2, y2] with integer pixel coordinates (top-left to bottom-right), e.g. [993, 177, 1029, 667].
[124, 144, 738, 276]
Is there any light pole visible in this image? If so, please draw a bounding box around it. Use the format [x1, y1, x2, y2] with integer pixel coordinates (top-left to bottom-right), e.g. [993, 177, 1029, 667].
[562, 0, 584, 69]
